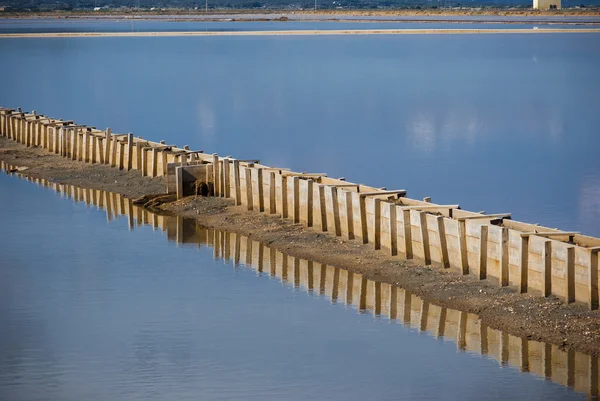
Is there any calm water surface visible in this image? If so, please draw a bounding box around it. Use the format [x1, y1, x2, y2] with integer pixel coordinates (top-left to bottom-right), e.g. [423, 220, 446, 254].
[0, 18, 597, 33]
[0, 28, 598, 236]
[0, 170, 593, 400]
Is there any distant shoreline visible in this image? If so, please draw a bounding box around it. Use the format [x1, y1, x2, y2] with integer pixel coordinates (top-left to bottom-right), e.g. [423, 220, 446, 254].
[1, 9, 600, 21]
[1, 27, 599, 38]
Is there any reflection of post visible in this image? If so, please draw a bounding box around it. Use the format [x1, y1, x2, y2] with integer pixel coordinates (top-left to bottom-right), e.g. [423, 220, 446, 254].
[269, 247, 276, 277]
[223, 231, 231, 261]
[480, 322, 488, 355]
[500, 332, 509, 365]
[374, 281, 382, 316]
[358, 276, 367, 310]
[389, 286, 398, 319]
[330, 267, 339, 301]
[590, 355, 598, 398]
[519, 338, 530, 372]
[543, 343, 552, 379]
[234, 233, 241, 267]
[402, 290, 411, 324]
[419, 300, 429, 332]
[293, 258, 300, 287]
[127, 198, 134, 231]
[457, 311, 467, 350]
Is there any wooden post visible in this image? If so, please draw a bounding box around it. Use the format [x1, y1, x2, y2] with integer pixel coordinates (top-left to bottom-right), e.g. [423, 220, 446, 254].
[402, 209, 413, 259]
[53, 126, 59, 154]
[212, 154, 220, 196]
[175, 166, 184, 200]
[223, 158, 231, 198]
[233, 159, 241, 205]
[478, 225, 489, 279]
[281, 176, 288, 218]
[126, 134, 133, 171]
[327, 186, 341, 236]
[110, 134, 118, 167]
[104, 128, 111, 165]
[62, 126, 68, 156]
[318, 184, 327, 232]
[36, 120, 42, 147]
[25, 121, 31, 147]
[373, 199, 381, 250]
[220, 160, 226, 198]
[590, 249, 599, 310]
[151, 148, 158, 178]
[70, 128, 77, 161]
[118, 141, 125, 170]
[292, 176, 300, 223]
[269, 172, 276, 214]
[419, 211, 430, 264]
[566, 246, 575, 304]
[359, 195, 368, 244]
[306, 179, 314, 227]
[83, 130, 91, 162]
[253, 168, 264, 212]
[141, 148, 148, 176]
[542, 240, 552, 297]
[91, 136, 98, 164]
[437, 216, 450, 268]
[57, 126, 63, 155]
[388, 203, 398, 256]
[458, 220, 469, 275]
[135, 142, 143, 171]
[245, 167, 252, 211]
[344, 191, 353, 240]
[520, 236, 529, 293]
[501, 227, 509, 286]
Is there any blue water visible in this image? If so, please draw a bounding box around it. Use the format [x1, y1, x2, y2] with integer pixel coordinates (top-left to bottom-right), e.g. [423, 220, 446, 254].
[1, 29, 599, 236]
[0, 171, 587, 401]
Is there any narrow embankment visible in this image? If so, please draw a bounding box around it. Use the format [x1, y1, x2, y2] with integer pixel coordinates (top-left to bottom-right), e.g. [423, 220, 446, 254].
[1, 135, 599, 356]
[1, 28, 600, 39]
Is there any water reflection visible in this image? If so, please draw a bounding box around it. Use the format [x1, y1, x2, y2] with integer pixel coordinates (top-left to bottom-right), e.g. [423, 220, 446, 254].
[2, 160, 598, 399]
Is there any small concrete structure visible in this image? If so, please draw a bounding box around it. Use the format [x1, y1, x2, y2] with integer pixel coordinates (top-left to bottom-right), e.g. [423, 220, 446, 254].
[534, 0, 561, 10]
